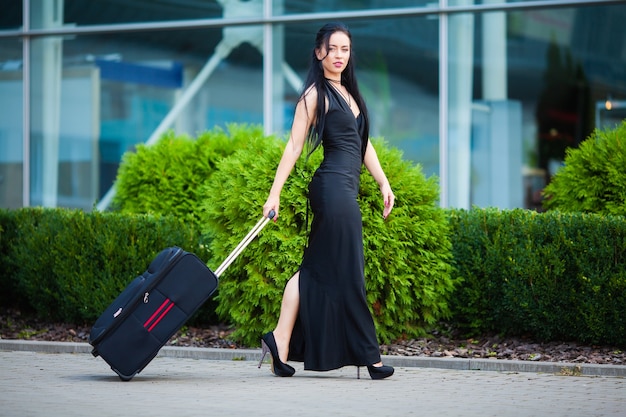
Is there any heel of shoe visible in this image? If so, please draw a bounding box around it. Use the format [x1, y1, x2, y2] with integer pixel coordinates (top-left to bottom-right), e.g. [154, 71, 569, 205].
[258, 340, 269, 369]
[357, 366, 361, 379]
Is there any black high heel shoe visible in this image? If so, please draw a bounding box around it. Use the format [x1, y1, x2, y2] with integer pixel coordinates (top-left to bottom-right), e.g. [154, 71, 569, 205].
[258, 332, 295, 377]
[357, 364, 395, 380]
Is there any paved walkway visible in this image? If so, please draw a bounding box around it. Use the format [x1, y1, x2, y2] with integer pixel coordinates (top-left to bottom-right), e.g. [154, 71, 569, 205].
[0, 340, 624, 417]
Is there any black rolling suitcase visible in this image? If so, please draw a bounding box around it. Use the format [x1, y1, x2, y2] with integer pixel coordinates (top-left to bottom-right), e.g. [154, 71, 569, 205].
[89, 213, 273, 381]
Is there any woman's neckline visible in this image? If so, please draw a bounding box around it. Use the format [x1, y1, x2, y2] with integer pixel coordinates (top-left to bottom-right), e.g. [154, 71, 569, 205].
[325, 78, 352, 109]
[324, 78, 360, 119]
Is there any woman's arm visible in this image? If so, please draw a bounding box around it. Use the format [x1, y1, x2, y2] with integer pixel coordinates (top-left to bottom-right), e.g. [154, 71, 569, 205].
[263, 88, 317, 221]
[363, 140, 395, 219]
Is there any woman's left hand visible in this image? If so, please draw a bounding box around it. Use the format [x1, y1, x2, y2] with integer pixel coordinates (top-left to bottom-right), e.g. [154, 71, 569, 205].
[381, 183, 395, 220]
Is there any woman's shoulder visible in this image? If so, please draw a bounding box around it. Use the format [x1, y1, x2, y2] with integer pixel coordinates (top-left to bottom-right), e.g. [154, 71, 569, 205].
[302, 84, 319, 102]
[297, 84, 321, 112]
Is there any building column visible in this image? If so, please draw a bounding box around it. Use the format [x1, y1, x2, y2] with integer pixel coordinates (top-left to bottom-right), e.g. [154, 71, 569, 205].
[447, 0, 475, 209]
[263, 0, 285, 135]
[30, 0, 64, 207]
[482, 0, 507, 100]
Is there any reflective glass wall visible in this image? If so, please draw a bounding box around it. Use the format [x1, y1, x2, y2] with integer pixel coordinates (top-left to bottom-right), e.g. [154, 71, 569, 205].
[1, 0, 625, 211]
[0, 38, 22, 209]
[446, 2, 626, 209]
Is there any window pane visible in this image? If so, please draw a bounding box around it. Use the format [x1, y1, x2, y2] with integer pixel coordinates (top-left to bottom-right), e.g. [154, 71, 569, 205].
[450, 0, 538, 5]
[61, 0, 223, 26]
[0, 39, 23, 209]
[278, 0, 436, 15]
[28, 25, 264, 209]
[0, 1, 22, 30]
[447, 3, 626, 210]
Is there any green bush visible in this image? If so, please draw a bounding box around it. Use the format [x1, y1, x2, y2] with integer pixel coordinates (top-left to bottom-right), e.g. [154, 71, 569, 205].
[448, 208, 626, 346]
[3, 208, 209, 323]
[199, 134, 455, 347]
[543, 120, 626, 215]
[113, 124, 262, 225]
[0, 209, 21, 308]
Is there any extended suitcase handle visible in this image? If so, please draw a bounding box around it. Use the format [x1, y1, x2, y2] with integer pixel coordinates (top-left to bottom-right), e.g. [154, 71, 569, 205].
[214, 210, 275, 277]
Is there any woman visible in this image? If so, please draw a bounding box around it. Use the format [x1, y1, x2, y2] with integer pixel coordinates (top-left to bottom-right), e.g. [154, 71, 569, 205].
[259, 22, 395, 380]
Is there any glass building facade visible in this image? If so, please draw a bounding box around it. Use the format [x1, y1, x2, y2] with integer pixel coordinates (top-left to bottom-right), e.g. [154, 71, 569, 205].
[1, 0, 625, 211]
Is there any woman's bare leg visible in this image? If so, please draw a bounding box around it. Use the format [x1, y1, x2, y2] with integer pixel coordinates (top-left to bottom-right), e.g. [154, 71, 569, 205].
[272, 272, 300, 363]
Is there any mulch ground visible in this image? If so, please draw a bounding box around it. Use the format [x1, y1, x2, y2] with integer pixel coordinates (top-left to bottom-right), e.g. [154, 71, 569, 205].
[1, 308, 624, 365]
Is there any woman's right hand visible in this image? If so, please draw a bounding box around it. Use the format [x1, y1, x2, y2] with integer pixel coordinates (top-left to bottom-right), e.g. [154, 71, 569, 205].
[263, 196, 280, 222]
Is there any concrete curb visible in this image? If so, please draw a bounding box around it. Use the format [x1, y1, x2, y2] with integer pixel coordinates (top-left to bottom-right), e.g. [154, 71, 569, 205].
[1, 339, 624, 377]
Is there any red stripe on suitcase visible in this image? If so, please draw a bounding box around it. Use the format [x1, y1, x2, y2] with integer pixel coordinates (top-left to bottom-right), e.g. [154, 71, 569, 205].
[147, 302, 174, 332]
[144, 298, 171, 330]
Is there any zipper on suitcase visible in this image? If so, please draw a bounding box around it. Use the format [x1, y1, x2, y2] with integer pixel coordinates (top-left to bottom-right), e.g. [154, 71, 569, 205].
[90, 247, 184, 345]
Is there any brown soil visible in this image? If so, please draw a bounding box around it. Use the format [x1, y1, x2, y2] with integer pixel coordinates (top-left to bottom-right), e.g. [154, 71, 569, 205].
[1, 309, 624, 365]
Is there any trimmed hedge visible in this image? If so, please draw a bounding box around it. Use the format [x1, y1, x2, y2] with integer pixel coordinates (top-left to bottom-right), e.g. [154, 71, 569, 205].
[2, 206, 626, 347]
[198, 133, 455, 347]
[448, 208, 626, 346]
[0, 209, 20, 308]
[0, 208, 210, 323]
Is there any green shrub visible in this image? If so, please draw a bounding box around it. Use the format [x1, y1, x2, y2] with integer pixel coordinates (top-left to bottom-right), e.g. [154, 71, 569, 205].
[199, 134, 455, 347]
[0, 209, 22, 308]
[5, 208, 209, 323]
[113, 124, 262, 225]
[448, 208, 626, 346]
[543, 120, 626, 215]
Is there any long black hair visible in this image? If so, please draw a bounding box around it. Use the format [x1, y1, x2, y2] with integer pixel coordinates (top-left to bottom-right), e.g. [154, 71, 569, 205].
[300, 22, 370, 159]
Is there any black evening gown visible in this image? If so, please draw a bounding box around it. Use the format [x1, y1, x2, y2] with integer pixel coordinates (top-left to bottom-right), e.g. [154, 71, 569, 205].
[287, 81, 382, 371]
